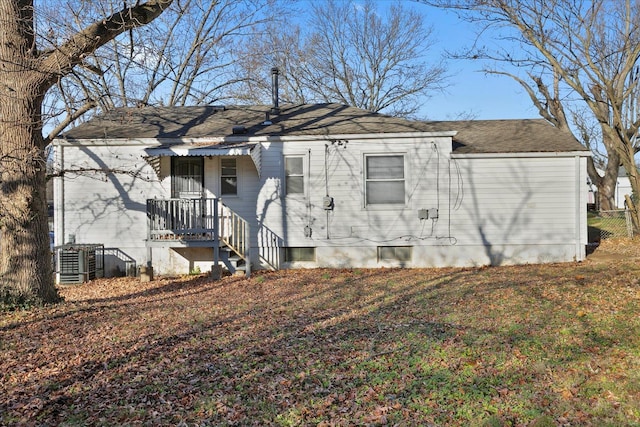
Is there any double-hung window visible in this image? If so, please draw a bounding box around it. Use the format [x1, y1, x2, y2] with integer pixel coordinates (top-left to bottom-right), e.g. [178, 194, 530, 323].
[221, 158, 238, 195]
[171, 157, 203, 198]
[365, 154, 405, 205]
[285, 156, 304, 195]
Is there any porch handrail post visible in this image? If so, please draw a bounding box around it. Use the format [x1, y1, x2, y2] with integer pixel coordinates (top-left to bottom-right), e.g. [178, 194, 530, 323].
[244, 220, 251, 277]
[213, 198, 220, 269]
[146, 199, 152, 267]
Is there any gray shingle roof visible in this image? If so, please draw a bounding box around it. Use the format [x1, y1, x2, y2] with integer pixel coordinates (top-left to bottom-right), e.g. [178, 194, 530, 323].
[438, 119, 587, 154]
[61, 103, 587, 154]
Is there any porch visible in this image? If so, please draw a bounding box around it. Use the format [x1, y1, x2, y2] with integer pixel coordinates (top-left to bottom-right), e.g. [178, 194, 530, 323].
[146, 198, 250, 275]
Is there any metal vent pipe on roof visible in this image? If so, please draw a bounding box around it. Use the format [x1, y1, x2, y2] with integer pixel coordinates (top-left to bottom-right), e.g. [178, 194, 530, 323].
[271, 67, 280, 114]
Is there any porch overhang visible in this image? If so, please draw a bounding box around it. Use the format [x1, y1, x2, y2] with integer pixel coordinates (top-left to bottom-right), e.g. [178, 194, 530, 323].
[144, 142, 262, 177]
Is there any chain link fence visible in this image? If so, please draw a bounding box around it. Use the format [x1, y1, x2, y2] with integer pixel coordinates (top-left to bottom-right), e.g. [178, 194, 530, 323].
[588, 210, 635, 242]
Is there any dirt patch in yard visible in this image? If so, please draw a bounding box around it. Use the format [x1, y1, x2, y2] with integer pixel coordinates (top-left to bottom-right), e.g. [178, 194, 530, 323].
[586, 237, 640, 264]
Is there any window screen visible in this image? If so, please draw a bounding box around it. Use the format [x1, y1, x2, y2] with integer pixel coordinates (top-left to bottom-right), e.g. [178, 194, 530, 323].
[285, 156, 304, 195]
[365, 155, 405, 205]
[221, 158, 237, 195]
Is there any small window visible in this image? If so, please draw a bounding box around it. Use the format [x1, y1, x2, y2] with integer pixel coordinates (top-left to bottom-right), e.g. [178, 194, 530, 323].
[221, 158, 237, 195]
[378, 246, 412, 262]
[365, 155, 405, 205]
[284, 247, 316, 262]
[285, 156, 304, 195]
[172, 157, 203, 198]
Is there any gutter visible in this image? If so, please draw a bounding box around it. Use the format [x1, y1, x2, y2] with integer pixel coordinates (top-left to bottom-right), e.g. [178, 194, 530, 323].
[451, 151, 591, 159]
[55, 131, 459, 147]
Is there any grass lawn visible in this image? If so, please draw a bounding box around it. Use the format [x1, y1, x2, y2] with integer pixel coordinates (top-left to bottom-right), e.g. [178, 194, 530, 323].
[2, 240, 640, 426]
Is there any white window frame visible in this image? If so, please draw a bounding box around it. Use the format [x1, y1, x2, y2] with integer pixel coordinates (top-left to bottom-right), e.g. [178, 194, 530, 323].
[284, 155, 306, 197]
[364, 153, 406, 207]
[220, 157, 238, 196]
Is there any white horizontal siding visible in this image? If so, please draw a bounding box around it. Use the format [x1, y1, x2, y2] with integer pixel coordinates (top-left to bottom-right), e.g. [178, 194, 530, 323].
[257, 141, 586, 268]
[56, 144, 166, 255]
[257, 137, 451, 256]
[449, 157, 580, 245]
[55, 133, 587, 274]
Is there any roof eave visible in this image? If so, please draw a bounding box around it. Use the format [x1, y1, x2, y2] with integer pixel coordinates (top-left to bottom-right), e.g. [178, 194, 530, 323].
[451, 150, 592, 158]
[54, 131, 458, 146]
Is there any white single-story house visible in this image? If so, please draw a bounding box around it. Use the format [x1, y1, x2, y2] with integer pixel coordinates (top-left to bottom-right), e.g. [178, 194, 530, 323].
[614, 167, 634, 209]
[52, 102, 590, 278]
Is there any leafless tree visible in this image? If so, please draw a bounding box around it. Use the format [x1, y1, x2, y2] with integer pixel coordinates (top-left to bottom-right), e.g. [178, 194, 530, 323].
[0, 0, 173, 306]
[426, 0, 640, 230]
[42, 0, 288, 136]
[232, 0, 448, 118]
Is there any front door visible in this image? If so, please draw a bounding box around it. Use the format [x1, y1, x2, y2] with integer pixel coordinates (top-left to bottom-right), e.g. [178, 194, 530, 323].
[170, 156, 205, 231]
[171, 156, 204, 199]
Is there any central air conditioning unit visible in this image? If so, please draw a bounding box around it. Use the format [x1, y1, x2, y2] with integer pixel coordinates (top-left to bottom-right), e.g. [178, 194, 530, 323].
[55, 244, 104, 284]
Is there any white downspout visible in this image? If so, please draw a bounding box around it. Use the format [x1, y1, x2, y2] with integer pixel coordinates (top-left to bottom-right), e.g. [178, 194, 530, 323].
[53, 144, 64, 247]
[575, 155, 584, 261]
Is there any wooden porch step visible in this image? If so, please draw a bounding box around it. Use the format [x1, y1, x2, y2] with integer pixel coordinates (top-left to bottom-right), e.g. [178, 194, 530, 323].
[219, 246, 246, 273]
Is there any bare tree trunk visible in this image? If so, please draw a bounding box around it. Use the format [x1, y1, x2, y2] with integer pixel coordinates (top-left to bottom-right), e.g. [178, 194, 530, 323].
[1, 0, 173, 306]
[619, 150, 640, 234]
[597, 183, 617, 211]
[631, 176, 640, 235]
[0, 0, 59, 304]
[0, 93, 58, 303]
[586, 125, 630, 214]
[592, 156, 620, 212]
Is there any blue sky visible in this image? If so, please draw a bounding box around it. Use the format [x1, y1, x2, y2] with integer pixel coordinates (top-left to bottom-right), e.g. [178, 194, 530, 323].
[412, 3, 539, 121]
[295, 0, 538, 121]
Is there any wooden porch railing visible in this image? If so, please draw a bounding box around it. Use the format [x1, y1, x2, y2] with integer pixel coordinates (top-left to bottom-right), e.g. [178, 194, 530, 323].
[219, 203, 251, 277]
[146, 198, 250, 276]
[147, 198, 216, 240]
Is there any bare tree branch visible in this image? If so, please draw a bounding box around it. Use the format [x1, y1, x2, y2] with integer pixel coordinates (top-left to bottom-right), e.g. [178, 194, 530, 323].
[44, 100, 97, 144]
[39, 0, 173, 83]
[426, 0, 640, 227]
[0, 0, 174, 303]
[46, 0, 284, 128]
[232, 0, 447, 118]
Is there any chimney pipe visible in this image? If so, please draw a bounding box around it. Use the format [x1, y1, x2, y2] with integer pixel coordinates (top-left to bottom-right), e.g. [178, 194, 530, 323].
[271, 67, 280, 115]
